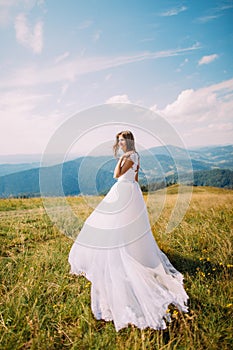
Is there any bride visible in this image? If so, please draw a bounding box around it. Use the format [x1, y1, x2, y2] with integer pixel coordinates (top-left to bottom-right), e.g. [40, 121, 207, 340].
[68, 130, 189, 332]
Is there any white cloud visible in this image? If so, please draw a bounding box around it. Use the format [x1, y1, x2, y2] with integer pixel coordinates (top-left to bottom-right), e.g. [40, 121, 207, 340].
[156, 88, 217, 121]
[0, 0, 44, 27]
[0, 43, 201, 88]
[176, 58, 189, 72]
[80, 48, 87, 56]
[198, 54, 218, 65]
[0, 2, 12, 26]
[105, 94, 131, 104]
[0, 89, 50, 112]
[181, 58, 189, 66]
[150, 78, 233, 146]
[0, 89, 56, 154]
[78, 20, 93, 30]
[14, 13, 43, 54]
[153, 78, 233, 122]
[92, 29, 102, 42]
[105, 73, 112, 81]
[160, 6, 187, 17]
[196, 15, 221, 23]
[196, 3, 233, 23]
[61, 83, 69, 95]
[54, 51, 70, 64]
[207, 122, 233, 131]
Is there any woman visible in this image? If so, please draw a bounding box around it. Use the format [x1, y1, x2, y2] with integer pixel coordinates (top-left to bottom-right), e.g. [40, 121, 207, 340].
[68, 130, 189, 331]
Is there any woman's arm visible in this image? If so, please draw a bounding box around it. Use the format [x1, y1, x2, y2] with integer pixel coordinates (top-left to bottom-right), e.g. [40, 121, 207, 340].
[135, 164, 139, 182]
[113, 157, 123, 178]
[113, 154, 134, 178]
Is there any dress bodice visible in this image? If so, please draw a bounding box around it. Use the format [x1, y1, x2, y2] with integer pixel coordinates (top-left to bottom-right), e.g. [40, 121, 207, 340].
[117, 152, 139, 183]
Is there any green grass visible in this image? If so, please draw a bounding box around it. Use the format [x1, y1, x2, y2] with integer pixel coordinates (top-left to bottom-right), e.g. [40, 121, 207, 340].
[0, 185, 232, 349]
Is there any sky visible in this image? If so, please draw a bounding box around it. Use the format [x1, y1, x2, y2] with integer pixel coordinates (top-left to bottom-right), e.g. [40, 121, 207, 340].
[0, 0, 233, 160]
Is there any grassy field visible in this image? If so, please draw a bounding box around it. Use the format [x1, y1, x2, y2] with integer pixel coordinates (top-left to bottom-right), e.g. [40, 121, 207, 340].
[0, 185, 232, 349]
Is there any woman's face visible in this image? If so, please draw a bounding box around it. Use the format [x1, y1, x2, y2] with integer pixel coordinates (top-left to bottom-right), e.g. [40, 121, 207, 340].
[118, 135, 127, 152]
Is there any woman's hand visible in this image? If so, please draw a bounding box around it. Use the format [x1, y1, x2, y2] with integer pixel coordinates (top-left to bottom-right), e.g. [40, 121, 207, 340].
[121, 151, 133, 160]
[119, 151, 133, 168]
[114, 151, 134, 178]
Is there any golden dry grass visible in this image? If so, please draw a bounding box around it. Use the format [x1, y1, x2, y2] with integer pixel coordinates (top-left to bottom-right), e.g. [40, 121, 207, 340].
[0, 185, 232, 349]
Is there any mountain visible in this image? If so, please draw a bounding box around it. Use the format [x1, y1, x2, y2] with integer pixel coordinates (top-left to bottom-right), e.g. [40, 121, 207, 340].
[0, 163, 41, 177]
[0, 157, 116, 198]
[0, 144, 232, 198]
[141, 144, 233, 170]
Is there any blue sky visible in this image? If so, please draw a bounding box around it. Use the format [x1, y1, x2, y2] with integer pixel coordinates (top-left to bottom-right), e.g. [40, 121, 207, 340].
[0, 0, 233, 158]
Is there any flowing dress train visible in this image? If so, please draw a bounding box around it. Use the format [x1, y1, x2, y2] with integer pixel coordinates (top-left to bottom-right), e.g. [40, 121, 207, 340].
[68, 152, 189, 331]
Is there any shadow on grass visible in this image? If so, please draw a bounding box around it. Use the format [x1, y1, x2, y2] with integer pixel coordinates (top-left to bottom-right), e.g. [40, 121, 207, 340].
[165, 251, 232, 281]
[81, 250, 232, 348]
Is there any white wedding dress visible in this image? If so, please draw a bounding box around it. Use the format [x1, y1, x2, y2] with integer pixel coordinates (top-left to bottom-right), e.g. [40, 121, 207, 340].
[68, 152, 189, 331]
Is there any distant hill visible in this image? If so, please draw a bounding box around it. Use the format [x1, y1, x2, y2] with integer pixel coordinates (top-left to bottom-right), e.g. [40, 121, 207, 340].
[0, 144, 232, 198]
[0, 163, 40, 177]
[192, 169, 233, 188]
[140, 169, 233, 192]
[142, 144, 233, 171]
